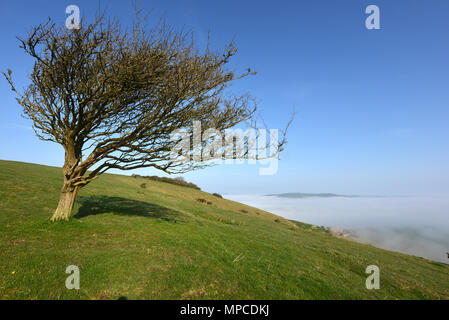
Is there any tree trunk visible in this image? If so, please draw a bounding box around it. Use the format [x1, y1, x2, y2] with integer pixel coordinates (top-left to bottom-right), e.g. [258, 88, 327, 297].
[51, 139, 83, 222]
[51, 184, 79, 222]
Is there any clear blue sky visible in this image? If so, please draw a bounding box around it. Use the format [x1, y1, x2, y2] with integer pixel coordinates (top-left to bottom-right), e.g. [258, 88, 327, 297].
[1, 0, 449, 196]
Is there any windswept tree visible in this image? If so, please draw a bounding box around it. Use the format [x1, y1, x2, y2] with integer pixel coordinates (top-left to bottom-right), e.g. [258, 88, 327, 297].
[4, 12, 288, 222]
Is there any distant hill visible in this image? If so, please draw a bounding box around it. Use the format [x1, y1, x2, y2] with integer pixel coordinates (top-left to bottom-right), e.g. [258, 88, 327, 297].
[1, 160, 448, 299]
[267, 192, 357, 198]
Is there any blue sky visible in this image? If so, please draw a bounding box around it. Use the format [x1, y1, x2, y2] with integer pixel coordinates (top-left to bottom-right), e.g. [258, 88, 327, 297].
[1, 0, 449, 195]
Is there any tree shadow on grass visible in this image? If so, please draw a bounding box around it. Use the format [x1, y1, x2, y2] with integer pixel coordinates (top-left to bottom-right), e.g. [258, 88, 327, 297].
[74, 195, 184, 223]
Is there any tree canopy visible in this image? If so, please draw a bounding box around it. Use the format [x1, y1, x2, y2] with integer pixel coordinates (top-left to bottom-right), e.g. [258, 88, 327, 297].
[4, 12, 287, 222]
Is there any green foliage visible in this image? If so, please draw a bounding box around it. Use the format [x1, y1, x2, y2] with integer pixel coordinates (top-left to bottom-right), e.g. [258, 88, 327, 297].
[132, 174, 201, 190]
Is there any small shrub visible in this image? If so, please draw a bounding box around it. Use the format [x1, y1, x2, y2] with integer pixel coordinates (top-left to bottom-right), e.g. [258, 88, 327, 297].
[212, 193, 223, 198]
[129, 174, 200, 190]
[274, 218, 280, 223]
[196, 198, 207, 204]
[140, 183, 146, 189]
[239, 209, 248, 214]
[206, 201, 212, 205]
[136, 175, 200, 190]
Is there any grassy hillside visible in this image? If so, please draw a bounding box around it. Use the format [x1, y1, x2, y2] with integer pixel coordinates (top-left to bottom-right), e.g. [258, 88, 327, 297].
[0, 160, 448, 299]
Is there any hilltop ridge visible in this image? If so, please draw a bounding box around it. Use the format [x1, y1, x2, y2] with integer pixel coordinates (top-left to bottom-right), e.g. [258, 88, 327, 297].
[1, 160, 448, 299]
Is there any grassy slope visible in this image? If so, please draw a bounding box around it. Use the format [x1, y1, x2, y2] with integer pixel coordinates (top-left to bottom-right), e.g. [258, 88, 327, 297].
[0, 160, 448, 300]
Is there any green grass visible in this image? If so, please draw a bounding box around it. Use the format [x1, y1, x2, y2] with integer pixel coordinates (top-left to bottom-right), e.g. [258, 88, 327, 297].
[0, 159, 448, 299]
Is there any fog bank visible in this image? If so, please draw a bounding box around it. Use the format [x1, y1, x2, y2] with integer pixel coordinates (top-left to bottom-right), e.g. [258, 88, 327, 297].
[225, 195, 449, 263]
